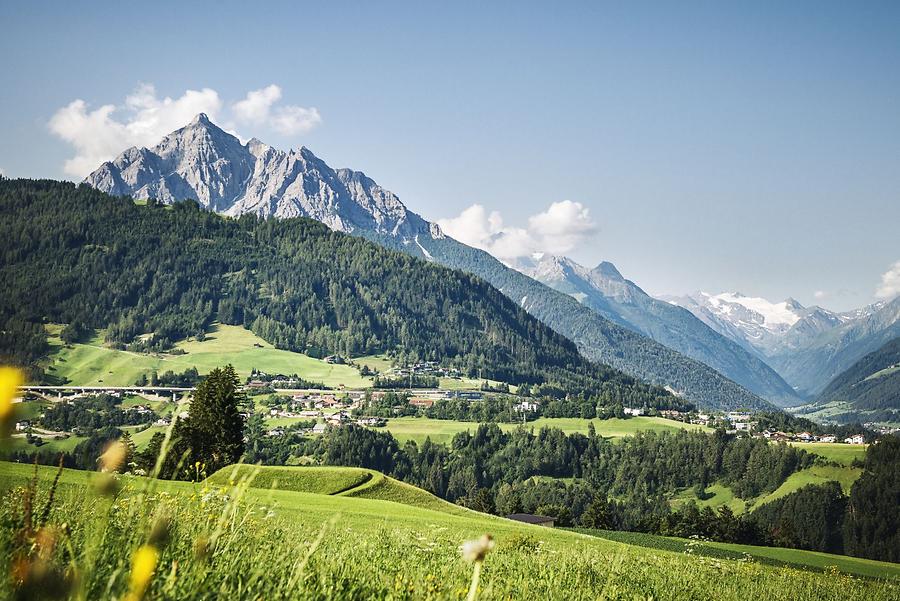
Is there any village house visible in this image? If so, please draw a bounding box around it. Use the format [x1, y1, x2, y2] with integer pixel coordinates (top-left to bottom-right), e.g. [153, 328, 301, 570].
[844, 434, 865, 445]
[623, 407, 645, 417]
[408, 397, 434, 409]
[327, 411, 351, 424]
[818, 435, 837, 443]
[505, 513, 556, 528]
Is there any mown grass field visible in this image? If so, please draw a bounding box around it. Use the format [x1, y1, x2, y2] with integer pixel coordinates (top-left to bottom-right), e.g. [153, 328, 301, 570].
[575, 528, 900, 581]
[789, 442, 867, 466]
[670, 463, 864, 515]
[4, 433, 87, 454]
[670, 482, 747, 513]
[376, 416, 712, 445]
[0, 461, 896, 600]
[750, 464, 863, 509]
[208, 465, 375, 496]
[43, 324, 371, 388]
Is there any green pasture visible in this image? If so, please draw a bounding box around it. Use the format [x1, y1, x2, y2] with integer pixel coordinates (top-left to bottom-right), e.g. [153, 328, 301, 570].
[42, 324, 371, 389]
[0, 461, 896, 600]
[375, 416, 712, 445]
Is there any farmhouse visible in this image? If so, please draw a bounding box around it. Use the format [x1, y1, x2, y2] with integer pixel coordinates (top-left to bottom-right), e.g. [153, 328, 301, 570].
[311, 423, 328, 435]
[505, 513, 556, 528]
[844, 434, 865, 445]
[514, 400, 540, 413]
[327, 411, 351, 424]
[623, 407, 645, 416]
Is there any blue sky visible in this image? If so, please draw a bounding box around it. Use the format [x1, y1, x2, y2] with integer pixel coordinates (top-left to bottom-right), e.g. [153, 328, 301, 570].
[2, 1, 898, 310]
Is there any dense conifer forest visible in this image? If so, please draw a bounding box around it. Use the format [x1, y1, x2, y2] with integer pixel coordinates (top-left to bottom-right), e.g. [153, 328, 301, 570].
[0, 179, 682, 408]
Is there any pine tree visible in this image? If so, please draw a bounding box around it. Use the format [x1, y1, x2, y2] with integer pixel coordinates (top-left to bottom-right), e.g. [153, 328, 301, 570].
[581, 496, 612, 529]
[183, 365, 246, 476]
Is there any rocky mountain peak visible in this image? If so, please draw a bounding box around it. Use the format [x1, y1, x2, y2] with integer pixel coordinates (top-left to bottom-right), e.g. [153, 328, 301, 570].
[592, 261, 624, 282]
[84, 115, 431, 239]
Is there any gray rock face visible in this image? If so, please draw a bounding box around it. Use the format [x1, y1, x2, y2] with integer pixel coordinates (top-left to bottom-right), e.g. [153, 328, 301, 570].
[85, 113, 430, 240]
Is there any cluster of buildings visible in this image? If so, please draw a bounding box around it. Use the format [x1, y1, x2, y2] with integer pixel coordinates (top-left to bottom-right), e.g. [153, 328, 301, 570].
[264, 410, 386, 438]
[757, 431, 865, 445]
[386, 361, 462, 379]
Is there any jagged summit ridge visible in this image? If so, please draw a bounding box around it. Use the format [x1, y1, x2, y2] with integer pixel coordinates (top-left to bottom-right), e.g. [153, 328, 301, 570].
[85, 114, 430, 239]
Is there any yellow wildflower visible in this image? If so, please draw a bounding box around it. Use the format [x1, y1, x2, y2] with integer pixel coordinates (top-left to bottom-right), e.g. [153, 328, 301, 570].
[0, 366, 24, 435]
[126, 544, 159, 601]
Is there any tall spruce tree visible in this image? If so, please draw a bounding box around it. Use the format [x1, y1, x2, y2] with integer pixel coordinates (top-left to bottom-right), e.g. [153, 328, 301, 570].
[165, 365, 246, 479]
[193, 365, 245, 473]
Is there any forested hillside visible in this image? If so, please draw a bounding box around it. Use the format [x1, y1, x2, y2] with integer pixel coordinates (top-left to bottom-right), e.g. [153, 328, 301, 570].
[373, 232, 775, 410]
[817, 338, 900, 410]
[0, 179, 679, 407]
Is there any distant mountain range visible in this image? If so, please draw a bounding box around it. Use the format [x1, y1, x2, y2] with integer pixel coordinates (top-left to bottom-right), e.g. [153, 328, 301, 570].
[664, 291, 900, 398]
[84, 114, 775, 410]
[516, 255, 802, 406]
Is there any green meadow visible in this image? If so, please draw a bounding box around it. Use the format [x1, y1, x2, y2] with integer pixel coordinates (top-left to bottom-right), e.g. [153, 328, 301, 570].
[43, 324, 371, 388]
[789, 442, 868, 466]
[670, 463, 864, 515]
[750, 464, 863, 510]
[575, 528, 900, 581]
[670, 482, 748, 513]
[376, 416, 712, 445]
[0, 461, 896, 600]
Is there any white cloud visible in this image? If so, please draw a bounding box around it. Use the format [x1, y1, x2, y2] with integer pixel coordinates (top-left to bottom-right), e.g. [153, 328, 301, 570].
[875, 260, 900, 299]
[49, 83, 321, 178]
[813, 290, 827, 300]
[232, 84, 282, 123]
[232, 85, 321, 135]
[437, 200, 597, 260]
[270, 105, 322, 135]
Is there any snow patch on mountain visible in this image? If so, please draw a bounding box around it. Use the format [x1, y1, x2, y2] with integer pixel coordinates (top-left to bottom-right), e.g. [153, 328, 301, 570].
[701, 292, 803, 332]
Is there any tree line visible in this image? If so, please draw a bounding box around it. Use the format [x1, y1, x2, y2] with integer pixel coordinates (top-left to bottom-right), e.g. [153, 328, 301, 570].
[0, 179, 680, 407]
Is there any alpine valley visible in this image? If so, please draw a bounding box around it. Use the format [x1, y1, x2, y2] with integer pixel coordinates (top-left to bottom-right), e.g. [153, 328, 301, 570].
[81, 114, 796, 411]
[665, 291, 900, 401]
[80, 115, 900, 415]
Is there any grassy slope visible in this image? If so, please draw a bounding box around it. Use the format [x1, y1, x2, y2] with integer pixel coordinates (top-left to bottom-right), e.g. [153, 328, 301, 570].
[788, 442, 868, 466]
[0, 461, 897, 600]
[208, 465, 374, 495]
[671, 463, 863, 515]
[43, 324, 371, 388]
[4, 434, 87, 454]
[671, 483, 747, 513]
[377, 416, 712, 445]
[750, 464, 863, 510]
[576, 528, 900, 581]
